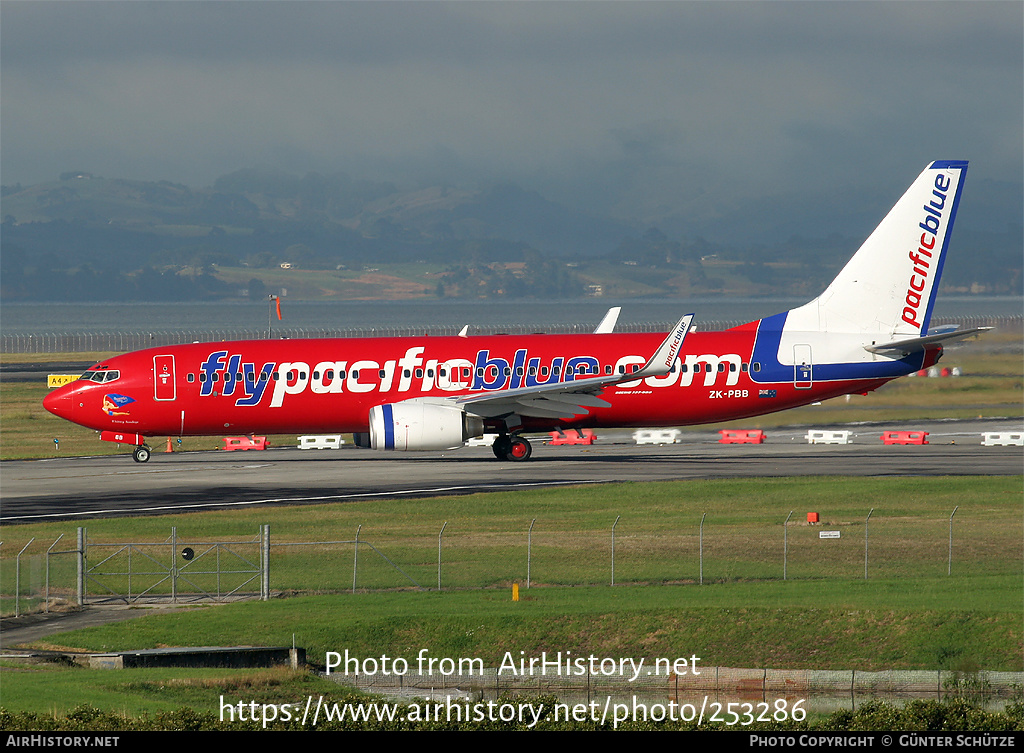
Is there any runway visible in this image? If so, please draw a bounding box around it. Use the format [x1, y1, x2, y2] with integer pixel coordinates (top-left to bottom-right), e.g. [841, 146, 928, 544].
[2, 418, 1020, 523]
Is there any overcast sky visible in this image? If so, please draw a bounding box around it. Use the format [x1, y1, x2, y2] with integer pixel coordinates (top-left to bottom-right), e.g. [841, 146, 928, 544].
[2, 1, 1021, 240]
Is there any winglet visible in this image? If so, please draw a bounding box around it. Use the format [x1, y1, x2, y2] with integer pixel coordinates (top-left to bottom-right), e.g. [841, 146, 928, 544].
[593, 306, 621, 334]
[630, 313, 694, 380]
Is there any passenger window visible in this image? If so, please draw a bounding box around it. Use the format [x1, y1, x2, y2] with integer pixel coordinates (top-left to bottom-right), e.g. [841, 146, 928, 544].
[187, 373, 195, 383]
[753, 363, 761, 372]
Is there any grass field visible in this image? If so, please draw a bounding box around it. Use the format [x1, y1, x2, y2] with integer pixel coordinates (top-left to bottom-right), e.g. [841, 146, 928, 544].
[3, 477, 1020, 684]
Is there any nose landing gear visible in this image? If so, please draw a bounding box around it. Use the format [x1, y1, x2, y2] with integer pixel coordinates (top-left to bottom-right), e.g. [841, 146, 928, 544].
[132, 445, 152, 463]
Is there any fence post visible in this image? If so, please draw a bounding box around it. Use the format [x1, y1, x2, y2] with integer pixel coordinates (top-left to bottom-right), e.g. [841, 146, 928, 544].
[783, 511, 794, 580]
[864, 509, 874, 580]
[611, 515, 620, 586]
[437, 521, 447, 590]
[262, 524, 270, 600]
[77, 528, 86, 606]
[527, 519, 536, 589]
[948, 506, 958, 576]
[171, 526, 179, 603]
[699, 512, 706, 585]
[353, 524, 361, 593]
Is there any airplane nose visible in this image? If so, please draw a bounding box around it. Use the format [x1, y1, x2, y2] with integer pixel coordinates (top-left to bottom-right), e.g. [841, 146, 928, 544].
[43, 388, 74, 420]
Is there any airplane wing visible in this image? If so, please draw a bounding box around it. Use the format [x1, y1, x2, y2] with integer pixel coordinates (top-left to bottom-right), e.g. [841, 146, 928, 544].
[864, 327, 992, 355]
[454, 313, 694, 420]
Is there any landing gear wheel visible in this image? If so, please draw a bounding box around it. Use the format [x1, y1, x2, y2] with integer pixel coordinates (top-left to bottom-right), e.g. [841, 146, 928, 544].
[133, 445, 151, 463]
[492, 436, 512, 460]
[505, 437, 532, 462]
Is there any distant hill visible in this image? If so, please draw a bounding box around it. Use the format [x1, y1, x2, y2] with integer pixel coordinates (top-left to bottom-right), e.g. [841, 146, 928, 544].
[1, 168, 1019, 301]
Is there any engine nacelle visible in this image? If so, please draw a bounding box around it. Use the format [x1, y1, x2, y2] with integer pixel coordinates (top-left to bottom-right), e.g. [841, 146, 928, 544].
[365, 401, 485, 451]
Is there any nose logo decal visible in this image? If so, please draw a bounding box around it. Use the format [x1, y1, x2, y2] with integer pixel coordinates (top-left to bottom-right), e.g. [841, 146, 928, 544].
[103, 393, 136, 416]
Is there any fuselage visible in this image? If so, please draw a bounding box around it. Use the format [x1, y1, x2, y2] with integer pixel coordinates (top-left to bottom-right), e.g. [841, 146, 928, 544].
[43, 318, 941, 440]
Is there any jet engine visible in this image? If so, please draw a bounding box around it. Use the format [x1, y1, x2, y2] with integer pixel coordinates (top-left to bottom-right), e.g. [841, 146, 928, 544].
[360, 401, 484, 451]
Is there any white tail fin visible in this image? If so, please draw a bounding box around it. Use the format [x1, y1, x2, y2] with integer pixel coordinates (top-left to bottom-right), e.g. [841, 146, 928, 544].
[786, 160, 968, 337]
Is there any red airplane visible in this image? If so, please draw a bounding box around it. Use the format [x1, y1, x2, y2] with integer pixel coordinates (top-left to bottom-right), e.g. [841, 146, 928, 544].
[45, 161, 985, 463]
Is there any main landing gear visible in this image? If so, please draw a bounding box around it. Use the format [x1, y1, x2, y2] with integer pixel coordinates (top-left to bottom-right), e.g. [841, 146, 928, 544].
[132, 445, 151, 463]
[492, 435, 532, 462]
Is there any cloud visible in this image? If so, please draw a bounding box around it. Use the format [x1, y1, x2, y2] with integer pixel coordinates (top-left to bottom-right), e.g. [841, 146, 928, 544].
[2, 1, 1020, 241]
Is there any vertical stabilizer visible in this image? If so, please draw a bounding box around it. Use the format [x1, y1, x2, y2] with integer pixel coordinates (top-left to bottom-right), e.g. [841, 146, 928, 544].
[786, 160, 968, 337]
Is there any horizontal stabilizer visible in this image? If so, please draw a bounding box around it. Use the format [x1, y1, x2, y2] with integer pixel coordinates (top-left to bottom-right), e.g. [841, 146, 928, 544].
[864, 327, 991, 355]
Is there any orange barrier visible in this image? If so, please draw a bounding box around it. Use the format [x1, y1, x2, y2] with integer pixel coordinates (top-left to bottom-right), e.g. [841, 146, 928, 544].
[223, 436, 270, 451]
[880, 431, 929, 445]
[549, 429, 596, 445]
[718, 429, 765, 444]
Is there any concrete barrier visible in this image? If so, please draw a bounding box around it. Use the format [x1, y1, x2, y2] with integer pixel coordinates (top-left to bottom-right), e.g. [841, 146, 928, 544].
[981, 432, 1024, 447]
[805, 430, 852, 445]
[298, 435, 344, 449]
[633, 429, 682, 445]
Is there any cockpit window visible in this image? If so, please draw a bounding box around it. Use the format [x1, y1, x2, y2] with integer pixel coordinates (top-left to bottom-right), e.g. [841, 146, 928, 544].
[80, 370, 120, 384]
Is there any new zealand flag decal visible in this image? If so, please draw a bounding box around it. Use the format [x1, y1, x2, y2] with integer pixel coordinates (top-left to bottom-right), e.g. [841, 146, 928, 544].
[758, 389, 777, 398]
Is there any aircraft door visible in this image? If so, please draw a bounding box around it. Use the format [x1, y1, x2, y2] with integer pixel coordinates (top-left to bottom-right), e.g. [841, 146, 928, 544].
[793, 344, 812, 389]
[154, 355, 177, 401]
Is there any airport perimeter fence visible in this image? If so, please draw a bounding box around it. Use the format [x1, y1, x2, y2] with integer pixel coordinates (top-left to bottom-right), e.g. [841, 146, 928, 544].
[2, 315, 1020, 354]
[2, 504, 1017, 615]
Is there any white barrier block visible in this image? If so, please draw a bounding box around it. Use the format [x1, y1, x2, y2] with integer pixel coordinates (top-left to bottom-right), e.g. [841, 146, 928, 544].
[298, 434, 344, 450]
[633, 429, 681, 445]
[981, 432, 1024, 447]
[805, 430, 852, 445]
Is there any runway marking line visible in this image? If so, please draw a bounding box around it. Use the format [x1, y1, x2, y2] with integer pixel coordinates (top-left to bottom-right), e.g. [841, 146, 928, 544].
[0, 480, 604, 522]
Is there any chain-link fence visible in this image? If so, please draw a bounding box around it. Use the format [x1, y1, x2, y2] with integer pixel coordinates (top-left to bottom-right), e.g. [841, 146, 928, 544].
[3, 505, 1016, 614]
[3, 316, 1019, 353]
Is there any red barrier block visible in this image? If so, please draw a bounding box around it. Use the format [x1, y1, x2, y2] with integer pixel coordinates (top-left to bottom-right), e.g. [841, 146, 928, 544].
[718, 429, 766, 444]
[223, 436, 270, 451]
[880, 431, 929, 445]
[549, 429, 596, 445]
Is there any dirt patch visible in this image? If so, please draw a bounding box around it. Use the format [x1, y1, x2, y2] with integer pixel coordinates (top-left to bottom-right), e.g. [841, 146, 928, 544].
[349, 273, 430, 299]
